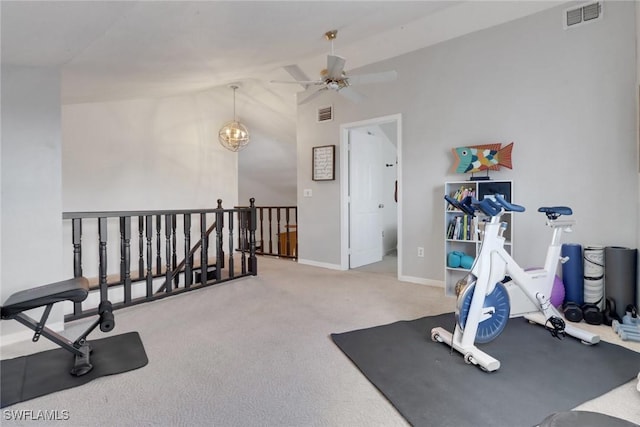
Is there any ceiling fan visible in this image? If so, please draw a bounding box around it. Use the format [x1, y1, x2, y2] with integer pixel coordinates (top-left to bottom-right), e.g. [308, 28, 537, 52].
[272, 30, 397, 105]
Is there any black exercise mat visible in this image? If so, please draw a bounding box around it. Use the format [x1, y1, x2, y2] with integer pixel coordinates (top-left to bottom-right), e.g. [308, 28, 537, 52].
[1, 331, 148, 408]
[331, 313, 640, 427]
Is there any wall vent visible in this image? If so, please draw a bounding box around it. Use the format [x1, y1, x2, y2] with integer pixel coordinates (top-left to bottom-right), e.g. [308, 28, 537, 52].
[564, 1, 603, 29]
[317, 105, 333, 123]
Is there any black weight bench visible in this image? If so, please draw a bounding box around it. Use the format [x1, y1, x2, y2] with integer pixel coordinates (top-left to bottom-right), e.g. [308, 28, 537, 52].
[1, 277, 115, 376]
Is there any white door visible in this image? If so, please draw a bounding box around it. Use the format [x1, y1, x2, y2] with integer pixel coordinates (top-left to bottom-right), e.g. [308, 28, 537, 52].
[349, 128, 383, 268]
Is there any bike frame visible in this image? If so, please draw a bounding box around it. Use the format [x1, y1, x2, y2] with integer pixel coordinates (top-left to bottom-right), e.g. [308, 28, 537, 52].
[433, 204, 599, 372]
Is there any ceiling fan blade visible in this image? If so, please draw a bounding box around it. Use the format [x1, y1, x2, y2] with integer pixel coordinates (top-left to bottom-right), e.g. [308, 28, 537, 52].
[271, 79, 323, 86]
[283, 65, 312, 88]
[326, 55, 346, 80]
[338, 86, 365, 103]
[298, 87, 328, 105]
[346, 70, 397, 86]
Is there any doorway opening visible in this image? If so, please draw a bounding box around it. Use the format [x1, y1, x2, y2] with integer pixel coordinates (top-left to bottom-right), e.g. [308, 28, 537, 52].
[340, 114, 402, 278]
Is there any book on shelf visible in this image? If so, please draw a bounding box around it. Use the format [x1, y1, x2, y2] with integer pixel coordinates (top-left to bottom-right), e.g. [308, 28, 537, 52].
[446, 214, 476, 241]
[446, 186, 476, 211]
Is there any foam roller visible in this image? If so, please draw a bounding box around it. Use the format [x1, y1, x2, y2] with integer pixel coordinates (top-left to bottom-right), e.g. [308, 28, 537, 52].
[98, 300, 115, 332]
[605, 247, 638, 319]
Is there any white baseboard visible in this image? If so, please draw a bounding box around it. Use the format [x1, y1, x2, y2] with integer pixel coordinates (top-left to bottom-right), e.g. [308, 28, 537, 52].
[399, 275, 444, 289]
[1, 321, 64, 348]
[297, 259, 346, 271]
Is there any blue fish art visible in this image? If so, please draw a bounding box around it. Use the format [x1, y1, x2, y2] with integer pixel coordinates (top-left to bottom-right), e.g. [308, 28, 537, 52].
[451, 142, 514, 174]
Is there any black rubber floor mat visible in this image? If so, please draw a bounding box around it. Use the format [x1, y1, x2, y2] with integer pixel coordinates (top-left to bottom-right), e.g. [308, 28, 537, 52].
[331, 313, 640, 427]
[1, 331, 148, 408]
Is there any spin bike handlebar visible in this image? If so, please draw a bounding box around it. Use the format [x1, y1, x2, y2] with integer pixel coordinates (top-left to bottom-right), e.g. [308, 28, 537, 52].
[444, 194, 525, 217]
[444, 195, 476, 215]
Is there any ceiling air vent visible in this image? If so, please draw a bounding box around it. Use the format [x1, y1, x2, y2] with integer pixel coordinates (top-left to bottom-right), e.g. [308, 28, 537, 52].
[564, 1, 603, 29]
[317, 105, 333, 123]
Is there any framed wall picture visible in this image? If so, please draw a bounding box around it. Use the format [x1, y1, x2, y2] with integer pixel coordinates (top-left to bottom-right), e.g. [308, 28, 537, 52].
[312, 145, 335, 181]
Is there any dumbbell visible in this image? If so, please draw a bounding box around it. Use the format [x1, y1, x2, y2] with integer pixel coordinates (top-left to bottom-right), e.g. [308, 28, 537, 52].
[622, 304, 638, 326]
[618, 330, 640, 342]
[612, 320, 640, 342]
[612, 320, 640, 334]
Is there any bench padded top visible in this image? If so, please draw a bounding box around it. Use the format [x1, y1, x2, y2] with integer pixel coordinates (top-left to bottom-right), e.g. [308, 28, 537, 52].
[1, 277, 89, 319]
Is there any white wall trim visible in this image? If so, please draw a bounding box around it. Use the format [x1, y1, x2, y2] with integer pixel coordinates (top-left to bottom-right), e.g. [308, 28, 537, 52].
[297, 258, 345, 271]
[339, 113, 403, 276]
[0, 321, 65, 348]
[398, 275, 444, 289]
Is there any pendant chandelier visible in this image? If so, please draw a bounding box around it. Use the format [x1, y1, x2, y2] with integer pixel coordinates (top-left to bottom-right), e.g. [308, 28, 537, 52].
[218, 85, 250, 152]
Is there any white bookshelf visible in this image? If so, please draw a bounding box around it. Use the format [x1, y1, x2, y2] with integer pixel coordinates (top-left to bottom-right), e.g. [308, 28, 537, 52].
[444, 180, 514, 297]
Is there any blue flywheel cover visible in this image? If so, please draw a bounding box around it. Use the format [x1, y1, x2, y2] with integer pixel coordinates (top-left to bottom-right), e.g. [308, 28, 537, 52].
[457, 282, 510, 343]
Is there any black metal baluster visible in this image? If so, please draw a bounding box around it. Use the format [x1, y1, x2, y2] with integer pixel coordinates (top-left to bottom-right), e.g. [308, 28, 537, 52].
[165, 215, 172, 293]
[200, 213, 208, 285]
[294, 207, 298, 258]
[156, 215, 162, 275]
[228, 210, 234, 279]
[249, 198, 258, 275]
[146, 215, 153, 297]
[215, 200, 223, 281]
[237, 210, 244, 252]
[172, 214, 178, 288]
[72, 218, 83, 278]
[268, 208, 273, 254]
[184, 214, 192, 288]
[217, 200, 225, 269]
[120, 216, 132, 303]
[98, 217, 108, 302]
[259, 208, 265, 254]
[276, 208, 282, 255]
[284, 208, 291, 256]
[72, 218, 83, 316]
[138, 216, 144, 279]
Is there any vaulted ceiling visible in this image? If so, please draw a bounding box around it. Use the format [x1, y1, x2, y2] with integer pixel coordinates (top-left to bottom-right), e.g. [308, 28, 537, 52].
[2, 1, 563, 111]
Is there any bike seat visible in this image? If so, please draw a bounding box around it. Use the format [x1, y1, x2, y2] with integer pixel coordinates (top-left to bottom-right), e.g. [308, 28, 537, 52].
[538, 206, 572, 220]
[1, 277, 89, 319]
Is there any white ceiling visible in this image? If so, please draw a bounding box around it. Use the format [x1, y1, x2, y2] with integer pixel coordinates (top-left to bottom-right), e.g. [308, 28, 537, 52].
[1, 1, 563, 108]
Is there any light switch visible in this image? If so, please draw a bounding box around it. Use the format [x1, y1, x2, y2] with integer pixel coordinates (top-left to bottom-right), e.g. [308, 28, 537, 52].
[303, 189, 312, 197]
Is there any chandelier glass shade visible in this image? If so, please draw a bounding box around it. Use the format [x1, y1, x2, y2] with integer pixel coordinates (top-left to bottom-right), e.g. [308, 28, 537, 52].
[218, 85, 250, 152]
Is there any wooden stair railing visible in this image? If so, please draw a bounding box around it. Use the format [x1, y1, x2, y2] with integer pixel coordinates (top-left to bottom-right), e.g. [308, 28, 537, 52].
[63, 198, 257, 322]
[236, 205, 297, 259]
[155, 218, 218, 294]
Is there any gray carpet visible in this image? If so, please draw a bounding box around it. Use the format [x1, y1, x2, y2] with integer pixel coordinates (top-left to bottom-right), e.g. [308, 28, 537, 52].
[1, 258, 638, 425]
[332, 313, 640, 427]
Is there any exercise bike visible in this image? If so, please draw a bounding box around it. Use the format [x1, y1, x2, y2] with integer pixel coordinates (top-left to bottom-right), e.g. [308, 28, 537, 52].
[431, 195, 600, 372]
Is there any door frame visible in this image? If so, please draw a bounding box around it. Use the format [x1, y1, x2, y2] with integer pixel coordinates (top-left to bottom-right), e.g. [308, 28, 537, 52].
[340, 113, 402, 276]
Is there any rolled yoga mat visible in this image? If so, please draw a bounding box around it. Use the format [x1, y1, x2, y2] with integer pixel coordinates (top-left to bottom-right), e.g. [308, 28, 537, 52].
[562, 243, 583, 305]
[604, 246, 638, 319]
[583, 245, 605, 310]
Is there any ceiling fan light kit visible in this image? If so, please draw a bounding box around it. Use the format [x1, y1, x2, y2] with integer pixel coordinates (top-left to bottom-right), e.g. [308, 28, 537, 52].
[218, 85, 250, 152]
[271, 29, 397, 105]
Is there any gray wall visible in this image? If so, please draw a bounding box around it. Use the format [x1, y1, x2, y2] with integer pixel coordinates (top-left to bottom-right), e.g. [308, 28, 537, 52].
[297, 2, 638, 282]
[1, 66, 65, 337]
[238, 129, 297, 207]
[62, 93, 240, 212]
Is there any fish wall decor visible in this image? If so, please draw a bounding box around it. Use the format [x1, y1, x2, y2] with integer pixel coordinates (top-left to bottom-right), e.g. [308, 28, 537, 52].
[451, 142, 514, 174]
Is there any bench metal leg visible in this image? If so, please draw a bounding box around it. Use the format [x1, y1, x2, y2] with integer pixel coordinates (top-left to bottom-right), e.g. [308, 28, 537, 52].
[12, 313, 85, 357]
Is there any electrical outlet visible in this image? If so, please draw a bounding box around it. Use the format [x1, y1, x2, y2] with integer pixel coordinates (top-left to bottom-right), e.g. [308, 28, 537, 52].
[417, 247, 424, 257]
